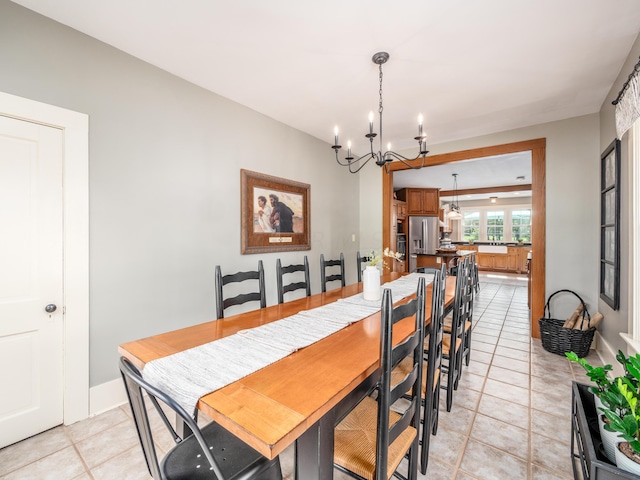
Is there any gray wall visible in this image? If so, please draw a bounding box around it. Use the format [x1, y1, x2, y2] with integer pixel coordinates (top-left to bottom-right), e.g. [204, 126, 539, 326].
[0, 1, 360, 386]
[598, 33, 640, 355]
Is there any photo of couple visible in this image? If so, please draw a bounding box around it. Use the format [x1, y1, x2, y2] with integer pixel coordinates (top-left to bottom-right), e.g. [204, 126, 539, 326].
[253, 188, 303, 234]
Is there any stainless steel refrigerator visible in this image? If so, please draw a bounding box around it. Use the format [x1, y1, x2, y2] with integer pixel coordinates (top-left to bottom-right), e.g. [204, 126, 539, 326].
[408, 216, 440, 272]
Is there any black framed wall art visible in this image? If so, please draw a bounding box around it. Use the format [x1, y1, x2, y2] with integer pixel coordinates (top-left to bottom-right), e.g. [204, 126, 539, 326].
[600, 139, 621, 310]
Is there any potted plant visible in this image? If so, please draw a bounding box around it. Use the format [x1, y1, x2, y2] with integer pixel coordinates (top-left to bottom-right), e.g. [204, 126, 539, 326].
[567, 351, 620, 463]
[598, 354, 640, 475]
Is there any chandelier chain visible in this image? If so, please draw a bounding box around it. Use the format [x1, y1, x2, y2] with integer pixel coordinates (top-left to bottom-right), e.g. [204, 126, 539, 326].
[378, 63, 384, 115]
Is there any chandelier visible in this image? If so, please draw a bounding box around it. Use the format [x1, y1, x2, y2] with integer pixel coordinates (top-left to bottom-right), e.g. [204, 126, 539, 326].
[447, 173, 463, 219]
[331, 52, 429, 174]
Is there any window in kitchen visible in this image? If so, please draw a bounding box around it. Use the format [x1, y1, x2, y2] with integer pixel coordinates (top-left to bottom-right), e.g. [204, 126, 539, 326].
[511, 209, 532, 242]
[486, 211, 504, 241]
[462, 211, 480, 242]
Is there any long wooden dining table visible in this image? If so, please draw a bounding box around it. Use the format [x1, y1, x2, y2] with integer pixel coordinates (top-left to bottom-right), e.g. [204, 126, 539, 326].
[119, 272, 457, 479]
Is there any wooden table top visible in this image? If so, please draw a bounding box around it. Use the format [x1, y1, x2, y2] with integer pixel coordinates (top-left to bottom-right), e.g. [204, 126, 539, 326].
[119, 272, 456, 459]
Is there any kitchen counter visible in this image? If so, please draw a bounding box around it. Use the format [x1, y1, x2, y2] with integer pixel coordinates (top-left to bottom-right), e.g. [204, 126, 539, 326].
[411, 249, 475, 271]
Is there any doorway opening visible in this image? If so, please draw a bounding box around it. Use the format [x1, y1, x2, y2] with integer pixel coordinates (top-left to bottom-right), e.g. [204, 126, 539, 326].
[382, 138, 546, 337]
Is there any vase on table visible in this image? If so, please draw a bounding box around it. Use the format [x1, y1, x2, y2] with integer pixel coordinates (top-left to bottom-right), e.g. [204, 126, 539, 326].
[362, 266, 381, 301]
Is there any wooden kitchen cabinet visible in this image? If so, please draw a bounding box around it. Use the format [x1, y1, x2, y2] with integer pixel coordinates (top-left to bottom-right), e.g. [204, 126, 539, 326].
[396, 188, 439, 216]
[477, 252, 508, 271]
[477, 246, 530, 273]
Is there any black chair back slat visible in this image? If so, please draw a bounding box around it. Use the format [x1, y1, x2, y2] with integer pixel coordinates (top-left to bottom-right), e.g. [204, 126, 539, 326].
[215, 261, 266, 319]
[320, 253, 345, 292]
[276, 257, 311, 304]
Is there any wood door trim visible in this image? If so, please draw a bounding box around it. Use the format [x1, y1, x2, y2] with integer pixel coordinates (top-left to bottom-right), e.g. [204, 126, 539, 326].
[383, 138, 546, 338]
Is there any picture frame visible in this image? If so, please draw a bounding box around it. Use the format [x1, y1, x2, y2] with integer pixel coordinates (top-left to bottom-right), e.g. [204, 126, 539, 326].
[241, 169, 310, 254]
[600, 139, 620, 310]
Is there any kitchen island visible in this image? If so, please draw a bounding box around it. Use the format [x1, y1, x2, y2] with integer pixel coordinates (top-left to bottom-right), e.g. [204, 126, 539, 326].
[412, 249, 476, 271]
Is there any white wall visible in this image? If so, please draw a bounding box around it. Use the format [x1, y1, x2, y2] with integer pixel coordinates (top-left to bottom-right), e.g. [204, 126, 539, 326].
[0, 1, 360, 386]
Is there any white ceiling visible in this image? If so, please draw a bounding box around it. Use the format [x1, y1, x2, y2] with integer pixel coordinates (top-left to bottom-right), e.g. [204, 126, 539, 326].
[11, 0, 640, 155]
[395, 151, 532, 201]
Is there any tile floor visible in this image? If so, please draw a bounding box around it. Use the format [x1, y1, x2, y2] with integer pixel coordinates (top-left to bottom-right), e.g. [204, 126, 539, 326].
[0, 272, 600, 479]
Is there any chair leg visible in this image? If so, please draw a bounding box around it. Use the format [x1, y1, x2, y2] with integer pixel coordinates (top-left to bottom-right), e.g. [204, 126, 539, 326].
[408, 436, 419, 480]
[446, 363, 455, 412]
[464, 327, 472, 366]
[432, 380, 441, 436]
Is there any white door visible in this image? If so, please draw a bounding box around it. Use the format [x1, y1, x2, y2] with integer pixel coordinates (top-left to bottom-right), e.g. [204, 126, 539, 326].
[0, 115, 64, 448]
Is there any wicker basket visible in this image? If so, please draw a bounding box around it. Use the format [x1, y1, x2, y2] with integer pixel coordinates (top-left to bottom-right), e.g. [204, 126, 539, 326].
[538, 289, 595, 358]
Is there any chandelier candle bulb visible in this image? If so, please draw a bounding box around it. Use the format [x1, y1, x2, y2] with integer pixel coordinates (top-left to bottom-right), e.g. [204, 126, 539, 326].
[334, 126, 339, 146]
[347, 141, 352, 158]
[369, 112, 374, 134]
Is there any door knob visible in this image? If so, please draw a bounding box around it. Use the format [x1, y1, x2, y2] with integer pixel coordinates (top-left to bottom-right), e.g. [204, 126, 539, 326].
[45, 304, 57, 313]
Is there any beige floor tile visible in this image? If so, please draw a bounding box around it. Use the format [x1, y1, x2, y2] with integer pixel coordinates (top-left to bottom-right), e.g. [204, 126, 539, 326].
[470, 414, 529, 460]
[448, 383, 482, 411]
[468, 350, 493, 365]
[499, 330, 530, 342]
[494, 345, 530, 362]
[531, 390, 573, 419]
[471, 334, 499, 346]
[488, 365, 530, 389]
[531, 433, 574, 478]
[65, 407, 130, 443]
[497, 337, 530, 352]
[458, 372, 485, 393]
[470, 341, 495, 354]
[465, 360, 490, 377]
[75, 419, 140, 468]
[531, 410, 572, 447]
[0, 446, 85, 480]
[491, 354, 530, 374]
[477, 393, 530, 428]
[428, 425, 468, 466]
[419, 457, 455, 479]
[531, 463, 574, 479]
[90, 446, 151, 480]
[483, 378, 530, 407]
[459, 439, 528, 479]
[0, 426, 72, 476]
[436, 404, 475, 435]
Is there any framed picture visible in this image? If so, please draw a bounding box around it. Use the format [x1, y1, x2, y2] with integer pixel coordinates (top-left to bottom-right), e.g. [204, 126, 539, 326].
[241, 169, 310, 254]
[600, 139, 620, 310]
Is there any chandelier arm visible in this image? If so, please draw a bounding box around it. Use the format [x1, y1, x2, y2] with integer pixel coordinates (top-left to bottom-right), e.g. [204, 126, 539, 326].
[348, 154, 377, 174]
[335, 150, 375, 167]
[384, 151, 427, 169]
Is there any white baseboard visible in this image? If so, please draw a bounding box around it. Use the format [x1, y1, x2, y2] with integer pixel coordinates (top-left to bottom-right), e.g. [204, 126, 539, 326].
[88, 378, 128, 417]
[596, 331, 624, 377]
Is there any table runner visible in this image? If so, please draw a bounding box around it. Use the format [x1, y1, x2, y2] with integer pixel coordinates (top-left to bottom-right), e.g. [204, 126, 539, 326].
[142, 273, 433, 414]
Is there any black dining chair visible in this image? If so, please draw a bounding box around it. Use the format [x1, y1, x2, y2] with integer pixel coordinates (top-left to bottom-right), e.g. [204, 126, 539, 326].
[320, 253, 345, 293]
[215, 261, 266, 319]
[334, 278, 425, 480]
[440, 257, 468, 411]
[356, 250, 373, 282]
[119, 357, 283, 480]
[275, 256, 311, 304]
[392, 265, 446, 475]
[420, 264, 446, 474]
[459, 255, 476, 368]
